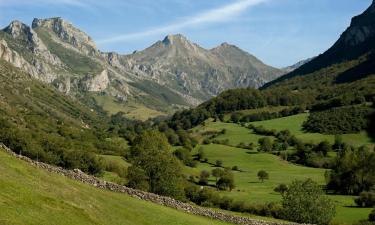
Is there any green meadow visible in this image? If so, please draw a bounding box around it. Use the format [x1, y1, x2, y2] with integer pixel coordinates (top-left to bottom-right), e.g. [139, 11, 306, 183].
[187, 113, 375, 224]
[0, 149, 233, 225]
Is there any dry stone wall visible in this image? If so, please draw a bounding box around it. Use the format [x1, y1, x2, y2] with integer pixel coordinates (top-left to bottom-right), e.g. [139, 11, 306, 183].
[0, 143, 309, 225]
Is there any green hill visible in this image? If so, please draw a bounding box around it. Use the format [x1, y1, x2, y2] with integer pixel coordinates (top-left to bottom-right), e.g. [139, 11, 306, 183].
[0, 147, 232, 225]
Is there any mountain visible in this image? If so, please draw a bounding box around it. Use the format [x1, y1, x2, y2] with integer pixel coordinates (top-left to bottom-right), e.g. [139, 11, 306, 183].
[282, 57, 315, 73]
[266, 0, 375, 87]
[0, 18, 283, 119]
[167, 1, 375, 131]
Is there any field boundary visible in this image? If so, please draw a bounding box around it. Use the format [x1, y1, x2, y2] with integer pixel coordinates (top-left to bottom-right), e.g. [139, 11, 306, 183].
[0, 143, 309, 225]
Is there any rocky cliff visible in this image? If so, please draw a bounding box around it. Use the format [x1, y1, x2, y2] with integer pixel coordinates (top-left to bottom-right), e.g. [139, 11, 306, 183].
[1, 17, 284, 117]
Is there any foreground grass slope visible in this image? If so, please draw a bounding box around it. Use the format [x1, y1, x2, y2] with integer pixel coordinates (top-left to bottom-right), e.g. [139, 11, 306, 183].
[0, 149, 232, 225]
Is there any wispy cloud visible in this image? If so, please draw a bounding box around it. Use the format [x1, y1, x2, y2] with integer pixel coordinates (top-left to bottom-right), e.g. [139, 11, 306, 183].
[98, 0, 268, 44]
[0, 0, 89, 8]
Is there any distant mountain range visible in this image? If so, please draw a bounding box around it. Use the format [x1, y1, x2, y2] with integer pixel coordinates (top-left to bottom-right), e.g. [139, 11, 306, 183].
[0, 18, 293, 117]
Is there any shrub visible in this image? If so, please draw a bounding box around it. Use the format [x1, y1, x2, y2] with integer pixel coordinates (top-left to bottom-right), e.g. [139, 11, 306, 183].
[274, 184, 288, 195]
[199, 170, 210, 185]
[355, 192, 375, 207]
[370, 209, 375, 221]
[215, 160, 223, 167]
[282, 179, 336, 225]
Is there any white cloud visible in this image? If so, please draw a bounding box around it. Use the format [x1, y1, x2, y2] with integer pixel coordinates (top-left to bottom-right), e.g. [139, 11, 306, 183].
[0, 0, 89, 8]
[97, 0, 268, 44]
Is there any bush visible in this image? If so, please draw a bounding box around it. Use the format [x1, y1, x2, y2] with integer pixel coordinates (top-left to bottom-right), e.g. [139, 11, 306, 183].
[215, 160, 223, 167]
[282, 179, 336, 225]
[199, 170, 210, 185]
[370, 209, 375, 221]
[274, 184, 288, 195]
[355, 192, 375, 207]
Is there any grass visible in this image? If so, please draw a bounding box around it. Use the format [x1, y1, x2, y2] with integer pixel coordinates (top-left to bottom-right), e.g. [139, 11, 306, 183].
[192, 120, 270, 146]
[93, 94, 166, 120]
[186, 144, 372, 224]
[33, 27, 102, 76]
[0, 149, 233, 225]
[249, 114, 373, 147]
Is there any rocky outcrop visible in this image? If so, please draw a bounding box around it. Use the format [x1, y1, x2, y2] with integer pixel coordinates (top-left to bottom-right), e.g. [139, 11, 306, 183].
[0, 39, 38, 78]
[0, 143, 309, 225]
[4, 20, 63, 66]
[80, 69, 109, 92]
[32, 17, 98, 56]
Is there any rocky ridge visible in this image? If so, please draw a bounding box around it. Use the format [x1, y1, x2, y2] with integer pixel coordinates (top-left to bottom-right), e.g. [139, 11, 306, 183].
[1, 17, 284, 115]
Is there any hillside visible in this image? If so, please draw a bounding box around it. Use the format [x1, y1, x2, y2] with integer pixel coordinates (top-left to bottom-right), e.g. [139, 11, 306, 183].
[265, 0, 375, 87]
[0, 18, 283, 119]
[0, 147, 233, 225]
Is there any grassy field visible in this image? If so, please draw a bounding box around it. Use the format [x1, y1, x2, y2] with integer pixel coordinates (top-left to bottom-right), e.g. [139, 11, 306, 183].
[196, 114, 374, 148]
[189, 114, 374, 224]
[192, 120, 271, 146]
[0, 149, 234, 225]
[250, 114, 374, 147]
[186, 144, 372, 224]
[93, 94, 166, 120]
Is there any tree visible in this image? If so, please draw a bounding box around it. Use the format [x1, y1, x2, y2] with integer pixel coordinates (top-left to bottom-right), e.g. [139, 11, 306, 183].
[282, 179, 336, 225]
[355, 192, 375, 207]
[369, 209, 375, 222]
[314, 141, 331, 156]
[326, 146, 375, 195]
[126, 166, 149, 191]
[217, 170, 235, 191]
[197, 147, 206, 161]
[274, 184, 288, 195]
[215, 160, 223, 167]
[199, 170, 210, 185]
[212, 168, 224, 184]
[258, 137, 273, 152]
[257, 170, 269, 182]
[127, 130, 185, 199]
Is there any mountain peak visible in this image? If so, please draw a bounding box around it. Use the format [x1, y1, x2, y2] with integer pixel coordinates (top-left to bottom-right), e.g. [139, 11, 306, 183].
[162, 34, 189, 45]
[32, 17, 97, 54]
[3, 20, 31, 39]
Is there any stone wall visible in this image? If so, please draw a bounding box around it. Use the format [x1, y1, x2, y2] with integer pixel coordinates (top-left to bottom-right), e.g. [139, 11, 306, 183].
[0, 143, 308, 225]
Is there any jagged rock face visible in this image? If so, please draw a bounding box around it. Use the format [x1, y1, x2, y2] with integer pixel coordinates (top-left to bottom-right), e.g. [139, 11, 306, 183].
[0, 39, 37, 77]
[32, 17, 98, 56]
[122, 34, 283, 99]
[340, 1, 375, 46]
[1, 17, 284, 113]
[80, 70, 109, 92]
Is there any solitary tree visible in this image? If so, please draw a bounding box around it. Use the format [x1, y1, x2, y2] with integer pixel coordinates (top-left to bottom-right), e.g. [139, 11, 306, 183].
[197, 147, 205, 161]
[257, 170, 269, 182]
[282, 179, 336, 225]
[258, 137, 273, 152]
[212, 168, 224, 184]
[199, 170, 210, 185]
[217, 170, 235, 191]
[215, 160, 223, 167]
[274, 184, 289, 195]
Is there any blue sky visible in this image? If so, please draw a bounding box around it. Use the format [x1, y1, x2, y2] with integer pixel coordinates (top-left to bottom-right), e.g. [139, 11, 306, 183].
[0, 0, 371, 67]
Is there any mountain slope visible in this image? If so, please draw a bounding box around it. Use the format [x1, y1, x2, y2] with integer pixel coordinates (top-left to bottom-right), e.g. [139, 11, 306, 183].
[0, 18, 283, 119]
[0, 148, 231, 225]
[266, 0, 375, 87]
[121, 35, 283, 102]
